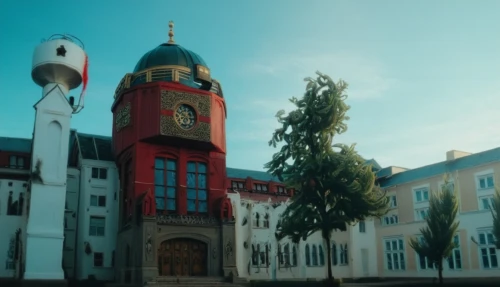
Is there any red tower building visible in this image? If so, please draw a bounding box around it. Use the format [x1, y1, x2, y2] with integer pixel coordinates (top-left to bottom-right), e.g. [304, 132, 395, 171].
[112, 23, 235, 284]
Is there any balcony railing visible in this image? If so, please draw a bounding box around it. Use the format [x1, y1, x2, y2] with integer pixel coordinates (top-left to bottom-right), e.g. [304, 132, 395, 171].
[114, 65, 223, 99]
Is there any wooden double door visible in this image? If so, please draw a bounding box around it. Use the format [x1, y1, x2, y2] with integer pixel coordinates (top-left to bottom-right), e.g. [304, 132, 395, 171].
[158, 238, 208, 276]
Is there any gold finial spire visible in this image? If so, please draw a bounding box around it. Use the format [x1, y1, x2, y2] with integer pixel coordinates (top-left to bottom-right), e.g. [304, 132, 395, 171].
[168, 21, 175, 44]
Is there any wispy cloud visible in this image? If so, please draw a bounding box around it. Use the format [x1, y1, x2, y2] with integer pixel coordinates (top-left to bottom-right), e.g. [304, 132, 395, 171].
[244, 51, 397, 101]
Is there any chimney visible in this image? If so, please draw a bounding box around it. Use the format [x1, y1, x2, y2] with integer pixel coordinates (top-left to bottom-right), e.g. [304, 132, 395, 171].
[446, 150, 471, 161]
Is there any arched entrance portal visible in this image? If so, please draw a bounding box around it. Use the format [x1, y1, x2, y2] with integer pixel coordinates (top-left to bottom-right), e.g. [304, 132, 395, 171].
[158, 238, 208, 276]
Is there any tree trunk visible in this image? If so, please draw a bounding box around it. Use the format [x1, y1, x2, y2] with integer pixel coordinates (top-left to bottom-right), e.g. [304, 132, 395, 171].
[325, 233, 334, 281]
[438, 261, 443, 285]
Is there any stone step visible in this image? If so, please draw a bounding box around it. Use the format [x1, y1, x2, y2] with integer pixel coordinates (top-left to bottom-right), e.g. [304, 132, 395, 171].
[147, 276, 246, 287]
[154, 276, 227, 283]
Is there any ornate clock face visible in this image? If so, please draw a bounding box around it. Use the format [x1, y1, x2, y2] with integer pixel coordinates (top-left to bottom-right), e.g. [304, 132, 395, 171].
[174, 104, 197, 130]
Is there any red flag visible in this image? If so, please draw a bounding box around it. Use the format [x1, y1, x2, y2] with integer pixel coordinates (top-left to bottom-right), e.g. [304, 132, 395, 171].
[81, 53, 89, 99]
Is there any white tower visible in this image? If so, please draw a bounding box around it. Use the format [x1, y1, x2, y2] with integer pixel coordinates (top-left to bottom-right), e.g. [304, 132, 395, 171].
[24, 34, 87, 281]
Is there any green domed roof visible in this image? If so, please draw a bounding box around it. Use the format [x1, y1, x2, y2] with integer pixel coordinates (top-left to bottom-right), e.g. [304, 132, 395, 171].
[133, 43, 208, 73]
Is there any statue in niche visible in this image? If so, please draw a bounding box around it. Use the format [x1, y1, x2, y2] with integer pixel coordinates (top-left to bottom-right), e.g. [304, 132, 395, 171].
[145, 233, 152, 259]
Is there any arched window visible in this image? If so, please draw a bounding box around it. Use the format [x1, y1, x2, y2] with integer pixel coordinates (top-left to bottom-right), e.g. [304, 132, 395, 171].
[340, 244, 348, 265]
[305, 244, 310, 266]
[312, 245, 318, 266]
[332, 242, 338, 265]
[186, 161, 207, 213]
[292, 245, 297, 266]
[154, 158, 177, 212]
[319, 245, 325, 266]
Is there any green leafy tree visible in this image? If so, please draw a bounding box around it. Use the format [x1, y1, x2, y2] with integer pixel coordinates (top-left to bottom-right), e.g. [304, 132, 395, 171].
[491, 187, 500, 249]
[409, 175, 459, 285]
[267, 72, 389, 284]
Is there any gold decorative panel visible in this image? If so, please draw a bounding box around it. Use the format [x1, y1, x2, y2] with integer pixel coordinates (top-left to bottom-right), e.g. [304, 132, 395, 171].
[115, 102, 131, 132]
[160, 90, 211, 117]
[160, 116, 211, 142]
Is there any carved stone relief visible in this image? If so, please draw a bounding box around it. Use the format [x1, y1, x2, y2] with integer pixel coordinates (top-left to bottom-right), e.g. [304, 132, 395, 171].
[157, 214, 219, 226]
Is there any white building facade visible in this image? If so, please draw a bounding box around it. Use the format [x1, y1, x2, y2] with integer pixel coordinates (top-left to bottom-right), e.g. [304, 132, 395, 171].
[1, 133, 500, 281]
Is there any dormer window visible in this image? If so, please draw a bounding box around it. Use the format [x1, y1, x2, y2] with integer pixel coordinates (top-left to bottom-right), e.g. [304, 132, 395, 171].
[254, 184, 268, 192]
[231, 181, 244, 190]
[9, 155, 26, 169]
[277, 186, 285, 194]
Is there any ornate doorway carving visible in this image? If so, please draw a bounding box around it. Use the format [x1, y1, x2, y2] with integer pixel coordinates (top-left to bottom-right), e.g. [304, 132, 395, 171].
[158, 238, 208, 276]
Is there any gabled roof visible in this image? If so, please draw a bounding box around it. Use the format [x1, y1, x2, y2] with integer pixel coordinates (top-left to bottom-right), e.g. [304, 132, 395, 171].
[379, 147, 500, 188]
[227, 167, 280, 182]
[0, 137, 32, 153]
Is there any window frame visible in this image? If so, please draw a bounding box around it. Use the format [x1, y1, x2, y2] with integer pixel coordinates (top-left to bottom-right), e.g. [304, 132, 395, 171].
[154, 157, 177, 213]
[447, 235, 462, 270]
[415, 207, 429, 221]
[253, 183, 268, 192]
[9, 155, 26, 169]
[231, 181, 245, 190]
[382, 214, 399, 226]
[90, 195, 106, 207]
[89, 216, 105, 237]
[384, 237, 406, 271]
[93, 252, 104, 267]
[477, 174, 495, 190]
[414, 187, 429, 203]
[91, 167, 108, 180]
[389, 195, 398, 208]
[359, 221, 366, 233]
[186, 161, 208, 214]
[477, 229, 499, 269]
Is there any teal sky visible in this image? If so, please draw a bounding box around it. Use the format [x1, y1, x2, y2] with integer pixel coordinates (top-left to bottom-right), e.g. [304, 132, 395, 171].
[1, 0, 500, 171]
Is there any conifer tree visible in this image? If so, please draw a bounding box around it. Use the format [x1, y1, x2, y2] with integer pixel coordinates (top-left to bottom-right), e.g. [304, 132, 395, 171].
[491, 187, 500, 249]
[266, 72, 389, 285]
[409, 175, 460, 285]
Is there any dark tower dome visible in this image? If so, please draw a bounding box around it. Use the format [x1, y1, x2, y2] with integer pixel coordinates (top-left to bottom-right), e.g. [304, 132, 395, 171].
[130, 21, 213, 91]
[133, 43, 207, 73]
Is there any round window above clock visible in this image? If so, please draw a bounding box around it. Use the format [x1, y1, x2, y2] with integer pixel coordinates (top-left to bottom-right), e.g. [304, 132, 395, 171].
[174, 104, 197, 130]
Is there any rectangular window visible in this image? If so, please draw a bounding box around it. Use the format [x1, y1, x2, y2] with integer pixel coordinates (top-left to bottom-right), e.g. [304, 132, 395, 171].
[231, 181, 245, 189]
[359, 221, 366, 233]
[415, 208, 429, 221]
[480, 195, 495, 210]
[187, 161, 208, 214]
[90, 195, 106, 207]
[478, 174, 495, 190]
[254, 183, 268, 192]
[91, 167, 108, 180]
[417, 236, 434, 270]
[89, 216, 105, 236]
[384, 238, 406, 270]
[414, 187, 429, 202]
[478, 230, 498, 269]
[448, 235, 462, 270]
[93, 252, 104, 267]
[389, 195, 397, 208]
[154, 158, 177, 213]
[382, 215, 399, 226]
